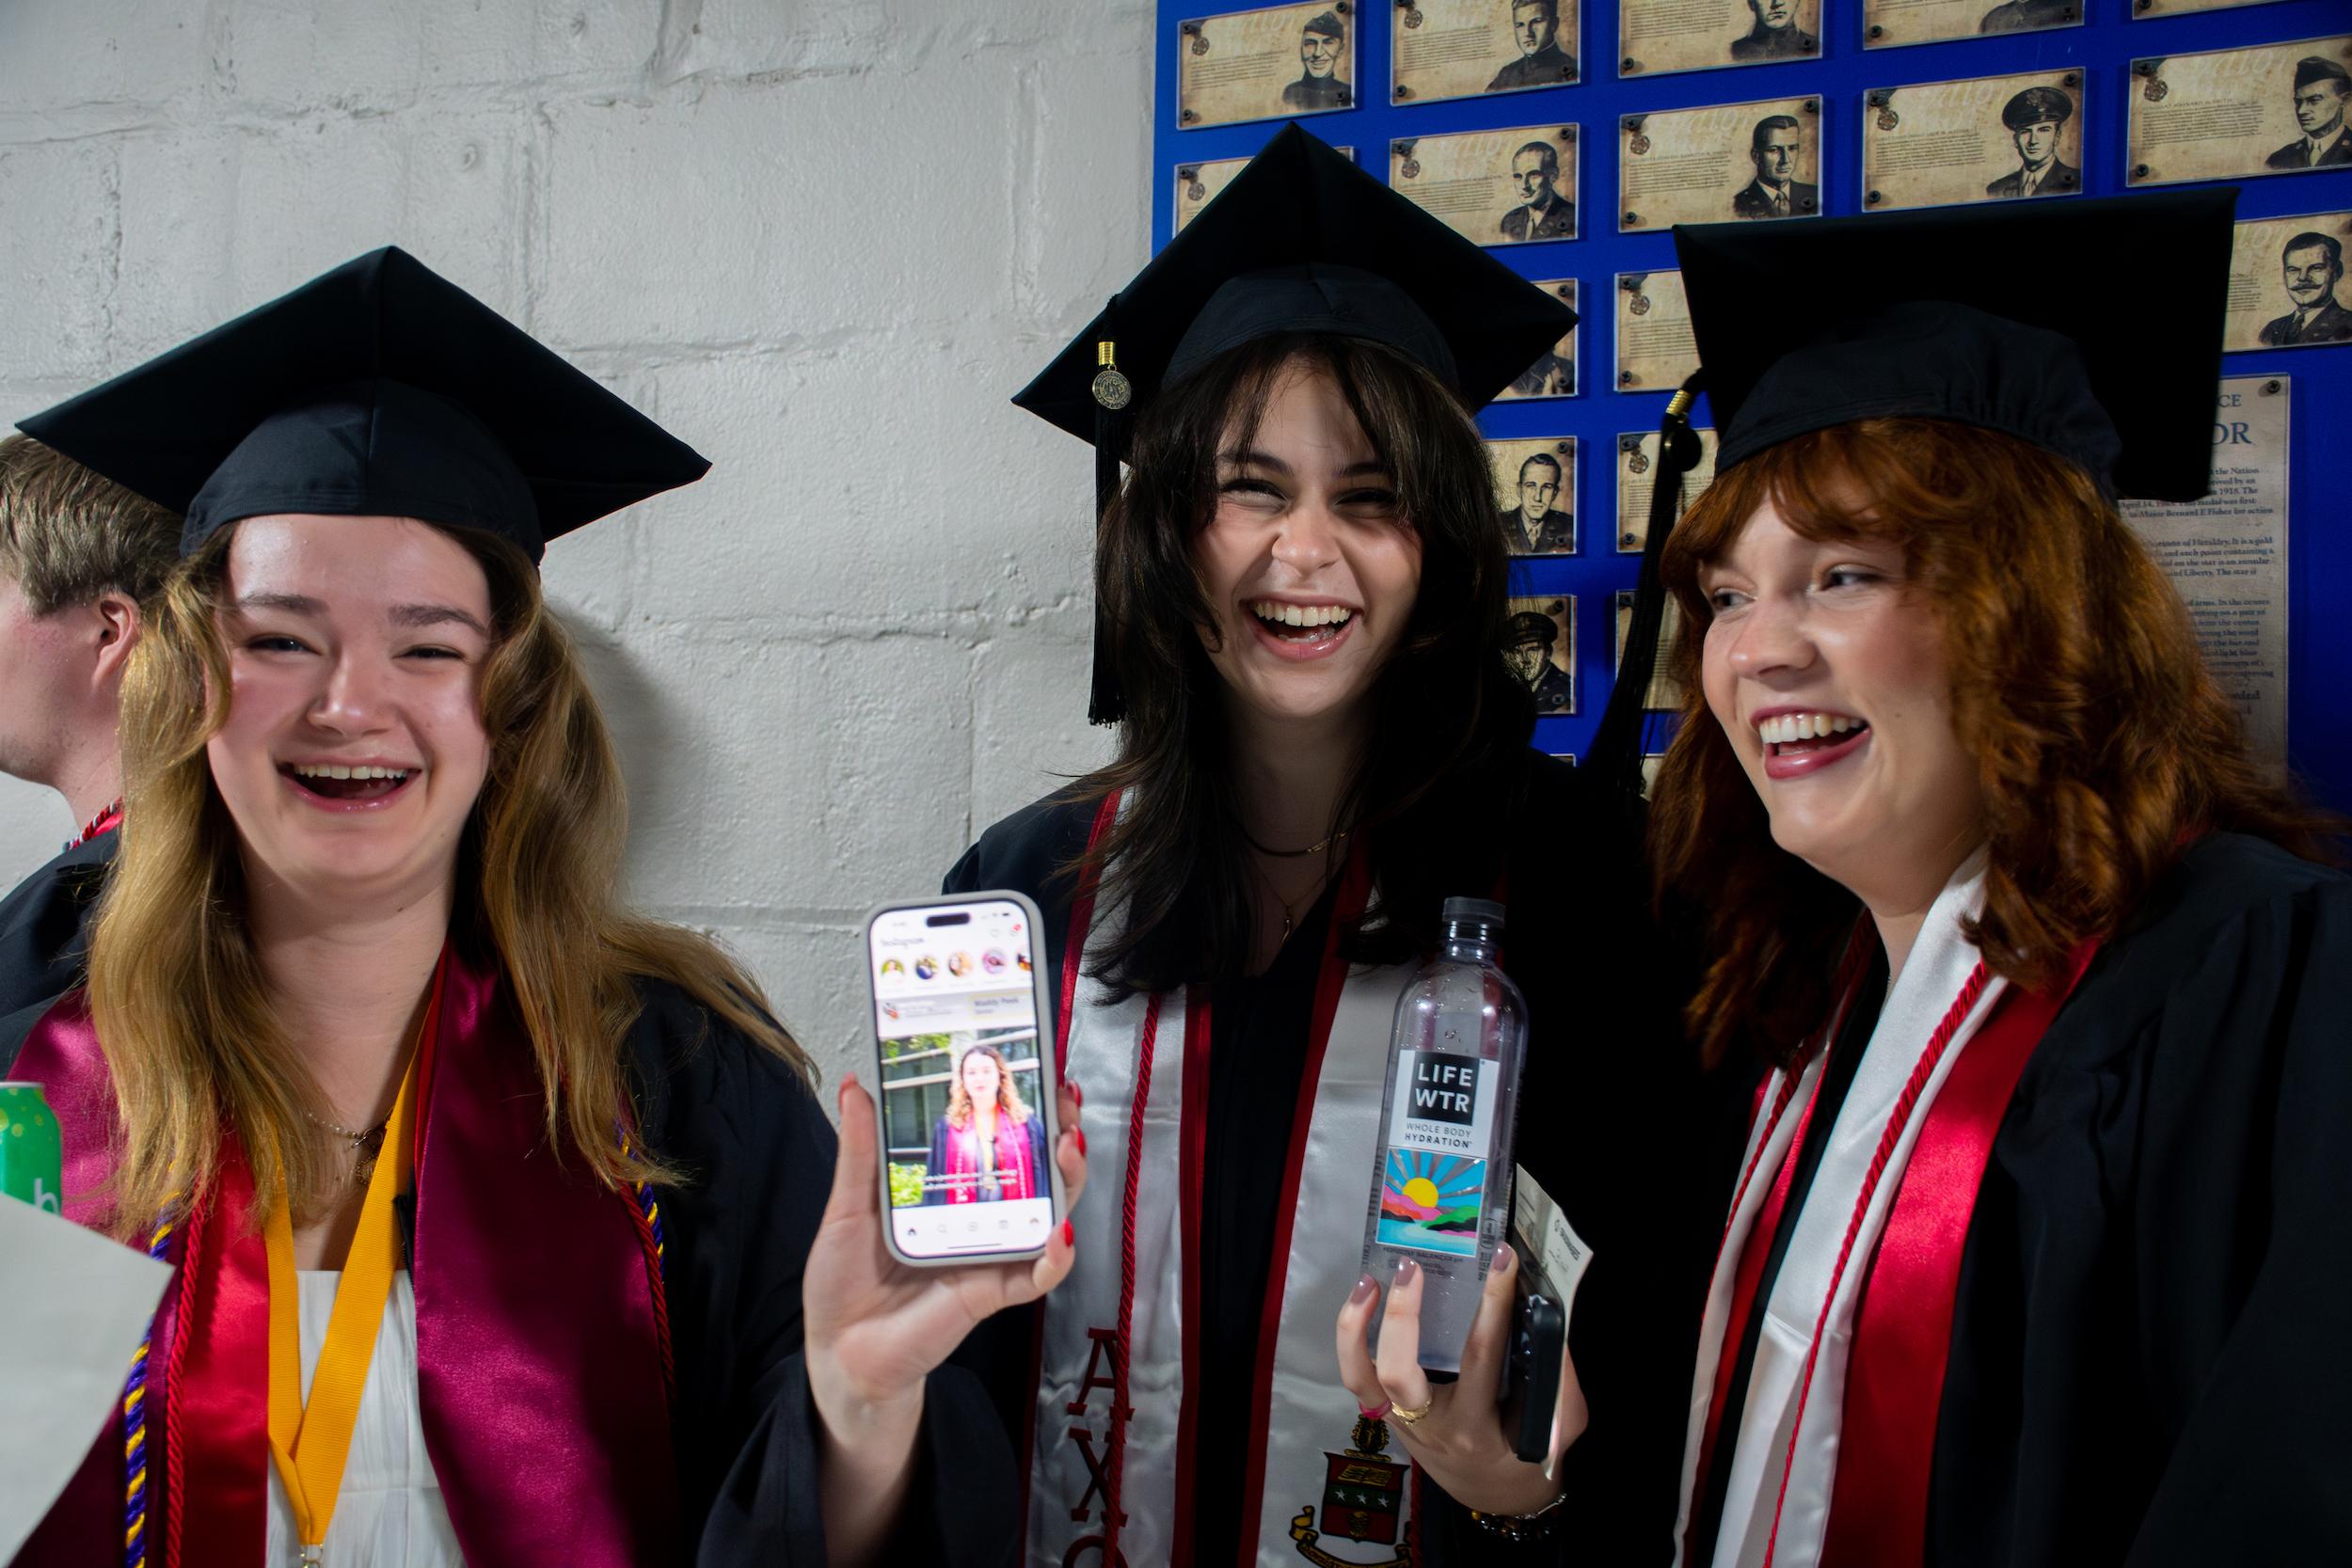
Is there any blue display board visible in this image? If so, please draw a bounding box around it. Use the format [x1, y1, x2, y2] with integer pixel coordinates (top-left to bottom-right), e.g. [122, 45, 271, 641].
[1152, 0, 2350, 810]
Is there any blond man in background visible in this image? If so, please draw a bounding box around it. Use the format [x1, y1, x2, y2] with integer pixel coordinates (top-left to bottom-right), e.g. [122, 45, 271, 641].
[0, 433, 179, 1024]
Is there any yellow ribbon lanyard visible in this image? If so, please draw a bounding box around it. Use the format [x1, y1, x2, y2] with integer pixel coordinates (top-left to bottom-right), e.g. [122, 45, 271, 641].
[263, 1048, 421, 1561]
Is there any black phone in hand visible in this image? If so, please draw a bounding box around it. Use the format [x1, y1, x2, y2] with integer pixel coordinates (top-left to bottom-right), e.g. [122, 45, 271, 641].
[1503, 1290, 1565, 1464]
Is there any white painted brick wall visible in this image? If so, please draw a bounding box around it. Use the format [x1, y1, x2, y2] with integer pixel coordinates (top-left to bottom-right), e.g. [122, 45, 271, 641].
[0, 0, 1143, 1089]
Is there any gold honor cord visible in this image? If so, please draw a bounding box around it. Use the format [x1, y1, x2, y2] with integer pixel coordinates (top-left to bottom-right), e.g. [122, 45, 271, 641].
[264, 1048, 421, 1564]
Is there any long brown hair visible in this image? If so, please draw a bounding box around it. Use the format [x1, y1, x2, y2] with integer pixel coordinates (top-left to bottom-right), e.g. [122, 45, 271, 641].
[88, 521, 807, 1236]
[1073, 332, 1536, 992]
[944, 1041, 1032, 1130]
[1651, 419, 2335, 1069]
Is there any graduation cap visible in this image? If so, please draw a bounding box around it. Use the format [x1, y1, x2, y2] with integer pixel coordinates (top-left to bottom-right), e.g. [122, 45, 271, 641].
[1589, 189, 2236, 797]
[1012, 123, 1577, 723]
[19, 247, 708, 567]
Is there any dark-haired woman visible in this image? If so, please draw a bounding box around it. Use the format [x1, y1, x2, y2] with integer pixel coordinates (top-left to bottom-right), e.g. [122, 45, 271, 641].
[949, 129, 1714, 1565]
[1636, 196, 2352, 1565]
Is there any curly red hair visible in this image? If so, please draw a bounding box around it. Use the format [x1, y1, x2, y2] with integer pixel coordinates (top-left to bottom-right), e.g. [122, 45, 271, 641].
[1651, 419, 2335, 1069]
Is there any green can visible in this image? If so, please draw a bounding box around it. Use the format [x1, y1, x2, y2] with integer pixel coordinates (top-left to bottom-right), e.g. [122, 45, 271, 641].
[0, 1082, 64, 1215]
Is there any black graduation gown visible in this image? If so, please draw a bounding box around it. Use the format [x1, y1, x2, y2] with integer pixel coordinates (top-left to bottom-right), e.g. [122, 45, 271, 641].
[1700, 832, 2352, 1566]
[943, 751, 1721, 1565]
[623, 980, 1023, 1565]
[0, 973, 1020, 1566]
[0, 828, 115, 1043]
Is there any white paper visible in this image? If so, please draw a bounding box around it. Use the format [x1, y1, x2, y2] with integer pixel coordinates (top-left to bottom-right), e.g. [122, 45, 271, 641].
[0, 1194, 173, 1562]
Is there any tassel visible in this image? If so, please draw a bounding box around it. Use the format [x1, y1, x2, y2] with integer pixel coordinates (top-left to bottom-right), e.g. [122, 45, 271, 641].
[1087, 319, 1132, 727]
[1590, 372, 1704, 799]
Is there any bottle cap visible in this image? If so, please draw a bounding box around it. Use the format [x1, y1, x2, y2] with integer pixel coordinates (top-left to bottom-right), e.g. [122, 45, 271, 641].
[1441, 896, 1506, 930]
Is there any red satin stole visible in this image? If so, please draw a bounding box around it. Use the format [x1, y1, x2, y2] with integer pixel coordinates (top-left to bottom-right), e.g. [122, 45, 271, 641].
[1818, 941, 2097, 1568]
[9, 948, 679, 1568]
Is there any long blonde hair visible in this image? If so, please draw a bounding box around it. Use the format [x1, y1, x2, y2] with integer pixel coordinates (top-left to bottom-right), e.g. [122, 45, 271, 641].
[943, 1041, 1031, 1131]
[87, 521, 807, 1236]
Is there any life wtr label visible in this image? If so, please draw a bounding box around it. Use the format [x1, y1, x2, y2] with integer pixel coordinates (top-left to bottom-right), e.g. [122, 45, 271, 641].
[1375, 1053, 1501, 1259]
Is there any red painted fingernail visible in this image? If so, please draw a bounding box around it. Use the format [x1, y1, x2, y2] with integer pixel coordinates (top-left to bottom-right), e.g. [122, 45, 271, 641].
[1349, 1275, 1377, 1305]
[1061, 1219, 1075, 1248]
[1391, 1258, 1419, 1289]
[1069, 1079, 1083, 1107]
[1075, 1128, 1089, 1157]
[1491, 1243, 1517, 1277]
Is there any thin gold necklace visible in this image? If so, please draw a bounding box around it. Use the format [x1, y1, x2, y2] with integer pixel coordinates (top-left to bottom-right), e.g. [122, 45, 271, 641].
[1248, 840, 1342, 948]
[1238, 823, 1350, 859]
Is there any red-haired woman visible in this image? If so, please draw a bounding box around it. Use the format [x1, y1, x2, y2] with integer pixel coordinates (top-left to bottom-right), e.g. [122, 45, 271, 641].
[1630, 196, 2351, 1565]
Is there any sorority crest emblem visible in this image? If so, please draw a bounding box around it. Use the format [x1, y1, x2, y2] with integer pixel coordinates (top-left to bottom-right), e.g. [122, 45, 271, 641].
[1290, 1416, 1413, 1567]
[1629, 133, 1651, 156]
[2144, 74, 2168, 102]
[1629, 448, 1650, 475]
[1876, 106, 1899, 132]
[1404, 7, 1423, 26]
[1630, 293, 1651, 316]
[1191, 31, 1210, 55]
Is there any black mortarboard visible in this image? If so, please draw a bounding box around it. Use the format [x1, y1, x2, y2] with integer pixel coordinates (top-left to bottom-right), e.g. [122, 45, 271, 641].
[1011, 123, 1577, 722]
[1590, 189, 2235, 797]
[19, 247, 708, 566]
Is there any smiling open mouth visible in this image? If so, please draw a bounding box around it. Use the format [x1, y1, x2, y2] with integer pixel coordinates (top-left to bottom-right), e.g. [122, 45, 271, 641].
[1249, 600, 1355, 646]
[1759, 712, 1869, 758]
[279, 763, 416, 802]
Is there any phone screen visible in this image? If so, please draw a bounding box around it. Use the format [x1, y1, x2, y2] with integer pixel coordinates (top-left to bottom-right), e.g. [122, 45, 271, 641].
[868, 896, 1057, 1260]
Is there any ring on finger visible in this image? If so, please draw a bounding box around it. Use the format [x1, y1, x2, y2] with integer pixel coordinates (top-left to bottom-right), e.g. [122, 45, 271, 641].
[1389, 1393, 1436, 1426]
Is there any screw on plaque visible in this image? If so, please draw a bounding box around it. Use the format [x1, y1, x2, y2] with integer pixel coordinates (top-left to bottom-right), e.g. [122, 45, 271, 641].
[1804, 99, 1819, 115]
[2136, 0, 2151, 8]
[1801, 197, 1816, 212]
[1625, 211, 1641, 226]
[1867, 23, 1884, 37]
[2135, 163, 2151, 178]
[1555, 441, 1573, 457]
[2134, 58, 2157, 75]
[1867, 88, 1891, 107]
[1337, 87, 1352, 104]
[1620, 371, 1636, 386]
[1556, 285, 1575, 302]
[2063, 71, 2078, 88]
[2263, 380, 2281, 395]
[1559, 126, 1575, 142]
[1623, 56, 1639, 71]
[1396, 84, 1413, 100]
[1867, 190, 1883, 206]
[1619, 435, 1644, 453]
[1335, 0, 1350, 13]
[1181, 109, 1200, 124]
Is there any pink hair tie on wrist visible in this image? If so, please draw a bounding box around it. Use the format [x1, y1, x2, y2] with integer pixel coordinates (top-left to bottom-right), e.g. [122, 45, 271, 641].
[1358, 1400, 1393, 1421]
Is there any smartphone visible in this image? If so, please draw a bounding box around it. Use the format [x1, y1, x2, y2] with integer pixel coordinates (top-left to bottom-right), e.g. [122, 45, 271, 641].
[1503, 1291, 1565, 1464]
[866, 891, 1062, 1267]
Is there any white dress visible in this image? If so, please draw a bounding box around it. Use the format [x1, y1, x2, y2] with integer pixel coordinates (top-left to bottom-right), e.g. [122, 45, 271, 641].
[263, 1270, 465, 1567]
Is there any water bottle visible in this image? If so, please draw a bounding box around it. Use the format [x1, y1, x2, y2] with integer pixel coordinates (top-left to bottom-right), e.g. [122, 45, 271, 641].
[1359, 897, 1527, 1372]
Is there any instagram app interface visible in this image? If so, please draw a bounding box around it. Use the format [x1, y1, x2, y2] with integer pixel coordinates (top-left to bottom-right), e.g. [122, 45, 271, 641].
[870, 900, 1051, 1258]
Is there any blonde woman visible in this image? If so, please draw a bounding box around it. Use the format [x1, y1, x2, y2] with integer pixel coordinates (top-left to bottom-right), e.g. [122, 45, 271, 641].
[923, 1042, 1047, 1206]
[7, 249, 1082, 1568]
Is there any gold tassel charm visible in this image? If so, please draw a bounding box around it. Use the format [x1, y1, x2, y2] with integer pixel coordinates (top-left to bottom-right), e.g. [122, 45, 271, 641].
[1091, 341, 1132, 411]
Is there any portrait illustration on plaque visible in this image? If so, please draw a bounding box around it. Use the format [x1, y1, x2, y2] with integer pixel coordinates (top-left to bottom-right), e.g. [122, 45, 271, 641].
[1622, 99, 1820, 231]
[1616, 427, 1719, 553]
[1391, 0, 1580, 106]
[1620, 0, 1820, 79]
[1504, 596, 1577, 715]
[1614, 270, 1698, 391]
[1177, 3, 1358, 130]
[2129, 39, 2352, 185]
[1497, 280, 1579, 400]
[1488, 437, 1579, 555]
[2225, 213, 2352, 349]
[1391, 125, 1581, 246]
[1613, 592, 1686, 710]
[1863, 71, 2084, 214]
[1863, 0, 2078, 50]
